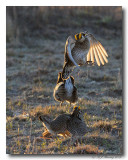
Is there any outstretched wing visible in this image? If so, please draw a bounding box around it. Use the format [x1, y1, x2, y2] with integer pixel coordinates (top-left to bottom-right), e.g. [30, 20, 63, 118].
[65, 36, 79, 67]
[87, 34, 108, 66]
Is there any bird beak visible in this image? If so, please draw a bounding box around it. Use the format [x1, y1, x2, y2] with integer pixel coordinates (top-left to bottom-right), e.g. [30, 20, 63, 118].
[84, 31, 89, 37]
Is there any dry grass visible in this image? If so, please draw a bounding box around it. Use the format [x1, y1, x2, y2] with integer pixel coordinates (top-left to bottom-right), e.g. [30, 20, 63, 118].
[73, 144, 104, 154]
[6, 6, 122, 155]
[92, 120, 121, 132]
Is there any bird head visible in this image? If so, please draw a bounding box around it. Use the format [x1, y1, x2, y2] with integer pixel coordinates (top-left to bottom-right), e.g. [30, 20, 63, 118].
[75, 31, 88, 42]
[72, 106, 81, 117]
[74, 106, 80, 110]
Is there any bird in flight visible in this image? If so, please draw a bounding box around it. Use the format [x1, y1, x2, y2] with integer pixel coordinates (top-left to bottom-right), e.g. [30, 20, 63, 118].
[62, 31, 108, 79]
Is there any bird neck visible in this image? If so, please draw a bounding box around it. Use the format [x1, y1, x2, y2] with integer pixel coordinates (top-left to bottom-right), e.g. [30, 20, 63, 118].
[57, 77, 63, 84]
[71, 112, 81, 120]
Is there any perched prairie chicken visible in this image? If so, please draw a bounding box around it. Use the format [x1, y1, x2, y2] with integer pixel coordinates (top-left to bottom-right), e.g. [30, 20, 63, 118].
[53, 72, 78, 107]
[38, 106, 81, 138]
[62, 31, 108, 79]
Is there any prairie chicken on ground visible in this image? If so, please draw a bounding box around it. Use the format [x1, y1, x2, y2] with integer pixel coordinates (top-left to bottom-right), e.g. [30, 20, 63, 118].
[53, 72, 78, 107]
[38, 106, 81, 138]
[67, 110, 87, 136]
[62, 31, 108, 79]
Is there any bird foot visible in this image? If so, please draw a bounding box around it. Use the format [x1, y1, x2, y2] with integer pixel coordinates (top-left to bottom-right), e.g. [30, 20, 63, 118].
[86, 61, 94, 66]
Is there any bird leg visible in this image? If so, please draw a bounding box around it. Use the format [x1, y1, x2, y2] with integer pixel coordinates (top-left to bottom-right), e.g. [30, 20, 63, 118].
[43, 130, 52, 137]
[86, 60, 94, 66]
[64, 130, 71, 137]
[58, 132, 67, 138]
[58, 130, 71, 138]
[41, 130, 53, 139]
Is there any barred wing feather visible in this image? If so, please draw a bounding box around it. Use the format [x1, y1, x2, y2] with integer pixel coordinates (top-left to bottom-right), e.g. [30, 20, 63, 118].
[87, 35, 108, 66]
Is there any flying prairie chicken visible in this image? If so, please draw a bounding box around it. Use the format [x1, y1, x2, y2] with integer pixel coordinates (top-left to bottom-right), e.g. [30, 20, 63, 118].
[38, 106, 81, 138]
[62, 31, 108, 79]
[53, 72, 78, 107]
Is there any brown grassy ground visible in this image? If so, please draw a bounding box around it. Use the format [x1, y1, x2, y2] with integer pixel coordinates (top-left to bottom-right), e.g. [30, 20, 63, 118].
[6, 6, 122, 155]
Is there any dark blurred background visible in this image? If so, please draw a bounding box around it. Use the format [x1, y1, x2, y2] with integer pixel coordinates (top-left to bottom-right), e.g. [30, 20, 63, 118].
[6, 6, 122, 47]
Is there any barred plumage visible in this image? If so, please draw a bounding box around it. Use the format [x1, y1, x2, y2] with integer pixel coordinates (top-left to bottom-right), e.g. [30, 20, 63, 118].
[67, 115, 87, 136]
[62, 31, 108, 79]
[53, 72, 78, 107]
[39, 114, 71, 137]
[39, 107, 81, 138]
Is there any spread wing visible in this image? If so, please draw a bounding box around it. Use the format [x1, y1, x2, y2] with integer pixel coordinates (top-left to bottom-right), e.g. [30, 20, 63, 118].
[65, 36, 79, 67]
[87, 34, 108, 66]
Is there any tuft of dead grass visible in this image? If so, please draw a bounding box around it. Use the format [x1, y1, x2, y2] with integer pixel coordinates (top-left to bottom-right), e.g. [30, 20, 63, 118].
[29, 104, 74, 121]
[91, 120, 120, 132]
[73, 144, 104, 154]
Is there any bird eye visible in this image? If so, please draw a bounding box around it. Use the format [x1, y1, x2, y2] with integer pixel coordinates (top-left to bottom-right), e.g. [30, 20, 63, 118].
[82, 34, 84, 38]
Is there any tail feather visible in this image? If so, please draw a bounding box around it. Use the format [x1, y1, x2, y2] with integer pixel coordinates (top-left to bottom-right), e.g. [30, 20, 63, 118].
[39, 116, 50, 124]
[39, 116, 44, 122]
